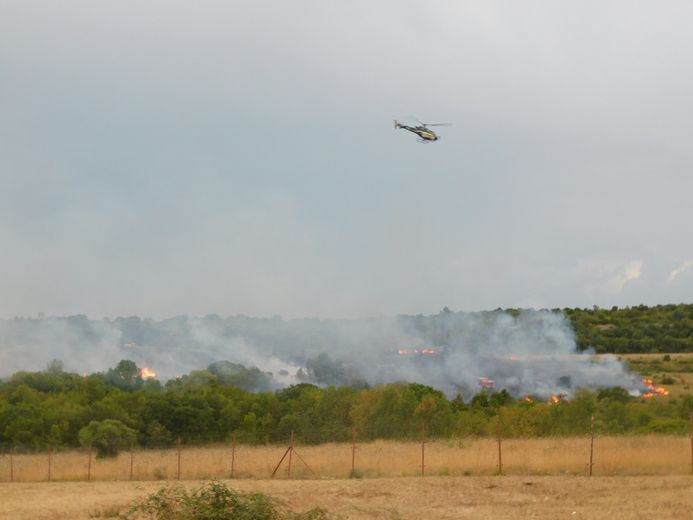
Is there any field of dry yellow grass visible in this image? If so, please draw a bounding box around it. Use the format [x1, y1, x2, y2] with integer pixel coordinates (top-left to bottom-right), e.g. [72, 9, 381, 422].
[1, 437, 692, 483]
[1, 475, 693, 520]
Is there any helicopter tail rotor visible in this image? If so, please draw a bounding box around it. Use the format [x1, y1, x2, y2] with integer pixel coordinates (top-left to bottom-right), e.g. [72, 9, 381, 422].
[394, 119, 401, 129]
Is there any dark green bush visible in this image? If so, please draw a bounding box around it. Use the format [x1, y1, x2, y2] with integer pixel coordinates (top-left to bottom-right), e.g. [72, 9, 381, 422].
[78, 419, 137, 458]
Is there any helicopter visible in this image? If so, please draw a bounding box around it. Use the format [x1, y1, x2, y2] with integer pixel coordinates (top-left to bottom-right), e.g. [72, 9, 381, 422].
[394, 118, 451, 143]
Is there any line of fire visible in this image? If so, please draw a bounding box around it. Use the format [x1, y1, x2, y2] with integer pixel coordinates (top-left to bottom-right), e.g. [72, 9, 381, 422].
[122, 343, 670, 404]
[393, 345, 669, 402]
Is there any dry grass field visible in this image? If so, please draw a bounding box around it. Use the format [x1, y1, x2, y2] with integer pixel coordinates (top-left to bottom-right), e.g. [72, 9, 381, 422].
[1, 475, 693, 520]
[2, 436, 692, 483]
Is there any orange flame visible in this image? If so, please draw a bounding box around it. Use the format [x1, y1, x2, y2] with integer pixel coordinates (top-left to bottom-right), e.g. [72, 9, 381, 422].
[549, 395, 561, 404]
[641, 378, 669, 398]
[523, 396, 534, 403]
[139, 367, 157, 379]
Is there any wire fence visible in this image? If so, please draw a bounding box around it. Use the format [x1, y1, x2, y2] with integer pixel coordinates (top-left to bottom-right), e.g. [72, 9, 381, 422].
[1, 415, 693, 482]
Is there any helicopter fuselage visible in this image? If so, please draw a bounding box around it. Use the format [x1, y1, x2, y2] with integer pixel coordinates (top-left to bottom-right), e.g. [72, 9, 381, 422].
[394, 121, 439, 142]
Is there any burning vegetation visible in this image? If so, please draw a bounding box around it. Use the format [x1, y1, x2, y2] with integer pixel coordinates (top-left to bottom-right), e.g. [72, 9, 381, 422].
[0, 310, 667, 401]
[139, 367, 157, 379]
[641, 378, 670, 398]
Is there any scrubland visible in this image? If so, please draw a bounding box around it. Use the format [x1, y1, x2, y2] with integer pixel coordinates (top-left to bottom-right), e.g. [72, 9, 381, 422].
[615, 352, 693, 396]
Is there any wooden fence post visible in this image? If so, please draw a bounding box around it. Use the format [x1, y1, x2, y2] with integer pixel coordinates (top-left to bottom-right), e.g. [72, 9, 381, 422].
[129, 442, 134, 481]
[496, 416, 503, 475]
[351, 428, 356, 476]
[690, 412, 693, 475]
[231, 432, 237, 478]
[589, 415, 595, 477]
[420, 422, 426, 476]
[287, 431, 294, 478]
[271, 431, 315, 479]
[271, 445, 291, 477]
[87, 447, 93, 482]
[47, 446, 52, 482]
[176, 437, 182, 480]
[9, 448, 14, 482]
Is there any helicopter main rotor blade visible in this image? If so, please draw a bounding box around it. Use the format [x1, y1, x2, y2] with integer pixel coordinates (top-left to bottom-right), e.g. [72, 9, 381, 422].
[403, 116, 452, 127]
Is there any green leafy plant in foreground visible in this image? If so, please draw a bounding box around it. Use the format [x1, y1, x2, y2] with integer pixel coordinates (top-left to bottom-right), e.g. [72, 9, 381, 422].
[124, 481, 337, 520]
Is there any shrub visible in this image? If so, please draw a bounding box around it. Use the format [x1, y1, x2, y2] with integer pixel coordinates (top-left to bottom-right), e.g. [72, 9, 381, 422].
[79, 419, 137, 458]
[143, 421, 173, 447]
[638, 418, 689, 434]
[124, 482, 337, 520]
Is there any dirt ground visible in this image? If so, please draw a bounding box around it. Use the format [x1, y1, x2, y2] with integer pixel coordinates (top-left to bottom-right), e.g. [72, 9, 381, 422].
[1, 475, 692, 520]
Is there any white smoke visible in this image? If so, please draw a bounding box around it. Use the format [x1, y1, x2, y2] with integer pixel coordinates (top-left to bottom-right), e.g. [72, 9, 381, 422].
[0, 310, 644, 398]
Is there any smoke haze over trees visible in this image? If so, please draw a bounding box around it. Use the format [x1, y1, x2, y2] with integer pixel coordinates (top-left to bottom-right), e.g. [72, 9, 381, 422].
[4, 306, 691, 398]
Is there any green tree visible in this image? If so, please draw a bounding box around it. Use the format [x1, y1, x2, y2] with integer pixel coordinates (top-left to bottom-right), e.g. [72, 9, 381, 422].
[143, 420, 174, 447]
[104, 360, 143, 390]
[78, 419, 137, 458]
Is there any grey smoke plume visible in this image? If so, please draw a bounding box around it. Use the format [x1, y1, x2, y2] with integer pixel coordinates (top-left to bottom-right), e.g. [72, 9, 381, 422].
[0, 310, 644, 398]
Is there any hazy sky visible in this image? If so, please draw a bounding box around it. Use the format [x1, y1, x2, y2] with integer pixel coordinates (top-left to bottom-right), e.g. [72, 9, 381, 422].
[2, 1, 692, 319]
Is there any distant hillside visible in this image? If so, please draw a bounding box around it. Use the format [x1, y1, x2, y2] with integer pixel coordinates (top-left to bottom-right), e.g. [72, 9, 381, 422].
[564, 303, 693, 353]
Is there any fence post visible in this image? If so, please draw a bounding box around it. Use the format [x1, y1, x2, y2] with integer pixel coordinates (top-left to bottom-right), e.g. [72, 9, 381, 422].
[270, 430, 315, 479]
[176, 437, 182, 480]
[420, 421, 426, 476]
[9, 448, 14, 482]
[48, 446, 52, 482]
[271, 443, 292, 478]
[351, 428, 356, 476]
[589, 415, 595, 477]
[129, 442, 134, 481]
[496, 416, 503, 475]
[690, 412, 693, 476]
[231, 432, 237, 478]
[87, 447, 93, 482]
[287, 431, 294, 478]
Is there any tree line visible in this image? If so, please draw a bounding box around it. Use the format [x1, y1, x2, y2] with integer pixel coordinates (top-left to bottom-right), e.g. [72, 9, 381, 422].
[1, 360, 692, 457]
[564, 303, 693, 353]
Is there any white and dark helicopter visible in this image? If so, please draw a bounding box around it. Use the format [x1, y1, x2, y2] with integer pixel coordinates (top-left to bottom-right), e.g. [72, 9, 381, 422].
[394, 118, 451, 143]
